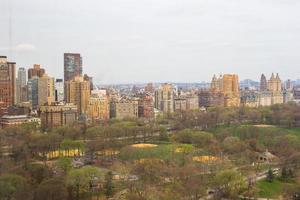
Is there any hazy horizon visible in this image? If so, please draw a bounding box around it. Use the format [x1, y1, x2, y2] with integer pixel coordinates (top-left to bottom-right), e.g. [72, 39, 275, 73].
[1, 0, 300, 84]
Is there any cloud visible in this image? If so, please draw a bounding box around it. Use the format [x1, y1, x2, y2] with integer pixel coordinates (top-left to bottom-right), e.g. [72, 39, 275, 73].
[13, 43, 36, 52]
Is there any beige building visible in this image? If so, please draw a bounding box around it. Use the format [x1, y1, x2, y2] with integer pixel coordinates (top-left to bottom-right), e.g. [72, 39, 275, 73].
[115, 98, 139, 119]
[211, 74, 240, 107]
[38, 103, 78, 130]
[38, 74, 55, 106]
[174, 95, 199, 112]
[155, 83, 174, 113]
[65, 76, 90, 114]
[87, 91, 110, 121]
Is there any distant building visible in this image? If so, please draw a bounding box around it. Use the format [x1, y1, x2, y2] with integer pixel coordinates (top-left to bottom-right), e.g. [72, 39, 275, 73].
[115, 98, 139, 119]
[7, 105, 31, 116]
[38, 74, 55, 107]
[174, 97, 187, 112]
[260, 74, 267, 91]
[0, 56, 16, 114]
[285, 79, 293, 91]
[16, 67, 27, 103]
[87, 91, 110, 121]
[64, 53, 82, 82]
[55, 79, 64, 102]
[145, 83, 154, 93]
[211, 74, 240, 107]
[28, 64, 45, 80]
[27, 77, 39, 109]
[155, 83, 174, 113]
[38, 103, 78, 130]
[240, 91, 259, 108]
[65, 76, 90, 114]
[198, 90, 224, 108]
[174, 95, 199, 112]
[0, 115, 40, 128]
[137, 93, 154, 118]
[268, 73, 282, 92]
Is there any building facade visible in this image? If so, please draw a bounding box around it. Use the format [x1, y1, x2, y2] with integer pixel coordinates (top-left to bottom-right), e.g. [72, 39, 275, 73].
[155, 83, 174, 113]
[115, 98, 139, 119]
[38, 103, 78, 130]
[0, 56, 16, 111]
[55, 79, 64, 102]
[210, 74, 240, 107]
[16, 67, 27, 104]
[28, 64, 45, 80]
[65, 76, 90, 114]
[38, 74, 55, 107]
[87, 91, 110, 121]
[64, 53, 82, 82]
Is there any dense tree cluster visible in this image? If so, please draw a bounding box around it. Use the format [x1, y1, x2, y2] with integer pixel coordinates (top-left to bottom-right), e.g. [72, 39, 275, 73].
[1, 103, 300, 199]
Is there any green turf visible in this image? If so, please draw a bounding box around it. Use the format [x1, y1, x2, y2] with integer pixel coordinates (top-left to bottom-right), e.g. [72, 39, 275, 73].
[256, 179, 283, 198]
[118, 144, 194, 162]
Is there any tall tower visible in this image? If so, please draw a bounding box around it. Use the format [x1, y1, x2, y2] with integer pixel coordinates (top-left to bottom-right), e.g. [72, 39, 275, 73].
[260, 74, 267, 91]
[16, 67, 27, 103]
[38, 74, 55, 106]
[64, 53, 82, 82]
[65, 76, 90, 114]
[0, 56, 16, 108]
[268, 73, 282, 92]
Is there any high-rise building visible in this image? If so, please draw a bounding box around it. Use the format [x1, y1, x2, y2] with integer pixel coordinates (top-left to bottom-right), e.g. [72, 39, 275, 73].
[65, 76, 90, 114]
[210, 74, 240, 107]
[16, 67, 27, 104]
[154, 83, 174, 113]
[28, 64, 45, 80]
[268, 73, 282, 92]
[260, 74, 267, 91]
[55, 79, 64, 102]
[87, 90, 110, 121]
[27, 77, 39, 109]
[64, 53, 82, 82]
[38, 74, 55, 106]
[0, 56, 16, 111]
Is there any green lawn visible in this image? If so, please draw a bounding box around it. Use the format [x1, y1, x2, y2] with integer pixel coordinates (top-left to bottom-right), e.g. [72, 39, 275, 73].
[118, 143, 194, 163]
[256, 179, 284, 198]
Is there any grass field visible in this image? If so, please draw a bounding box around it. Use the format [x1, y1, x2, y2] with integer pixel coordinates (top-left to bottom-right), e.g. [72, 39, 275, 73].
[256, 179, 284, 198]
[118, 143, 194, 162]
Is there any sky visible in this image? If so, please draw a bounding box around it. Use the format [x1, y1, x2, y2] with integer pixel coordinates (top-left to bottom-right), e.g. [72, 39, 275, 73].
[1, 0, 300, 84]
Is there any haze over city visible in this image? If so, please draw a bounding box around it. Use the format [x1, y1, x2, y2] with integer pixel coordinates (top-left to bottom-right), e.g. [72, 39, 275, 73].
[1, 0, 300, 83]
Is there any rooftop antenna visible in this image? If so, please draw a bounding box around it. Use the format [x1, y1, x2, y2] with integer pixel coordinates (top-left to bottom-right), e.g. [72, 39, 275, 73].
[9, 0, 13, 58]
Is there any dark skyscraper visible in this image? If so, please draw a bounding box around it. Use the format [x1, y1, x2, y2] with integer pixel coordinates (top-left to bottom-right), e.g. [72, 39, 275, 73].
[64, 53, 82, 82]
[260, 74, 267, 91]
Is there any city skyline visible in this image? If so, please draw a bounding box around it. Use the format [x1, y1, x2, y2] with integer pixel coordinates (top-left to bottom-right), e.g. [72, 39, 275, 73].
[1, 0, 300, 83]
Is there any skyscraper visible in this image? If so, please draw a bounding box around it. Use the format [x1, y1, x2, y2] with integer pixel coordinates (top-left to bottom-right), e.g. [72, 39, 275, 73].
[16, 67, 27, 103]
[28, 64, 45, 80]
[65, 76, 90, 114]
[27, 77, 39, 109]
[38, 74, 55, 106]
[55, 79, 64, 102]
[0, 56, 16, 109]
[260, 74, 267, 91]
[64, 53, 82, 82]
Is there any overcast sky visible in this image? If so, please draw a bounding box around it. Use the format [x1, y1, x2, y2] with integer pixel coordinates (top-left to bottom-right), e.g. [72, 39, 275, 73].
[1, 0, 300, 84]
